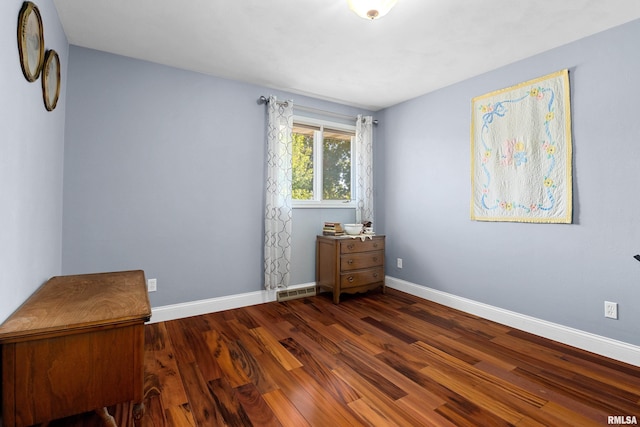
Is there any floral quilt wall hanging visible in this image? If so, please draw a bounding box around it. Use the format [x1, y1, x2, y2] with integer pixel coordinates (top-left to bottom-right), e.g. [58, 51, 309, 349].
[470, 69, 572, 223]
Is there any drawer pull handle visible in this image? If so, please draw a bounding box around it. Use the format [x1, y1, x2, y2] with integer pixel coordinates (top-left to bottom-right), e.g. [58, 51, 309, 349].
[372, 257, 378, 262]
[373, 273, 378, 278]
[347, 259, 354, 265]
[373, 243, 378, 248]
[347, 244, 354, 250]
[347, 276, 354, 282]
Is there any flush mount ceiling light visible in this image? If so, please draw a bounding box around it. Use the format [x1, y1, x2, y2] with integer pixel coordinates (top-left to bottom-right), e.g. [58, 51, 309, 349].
[347, 0, 399, 20]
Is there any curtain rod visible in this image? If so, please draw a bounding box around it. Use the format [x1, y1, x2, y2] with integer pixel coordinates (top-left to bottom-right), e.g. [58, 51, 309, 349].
[257, 96, 378, 125]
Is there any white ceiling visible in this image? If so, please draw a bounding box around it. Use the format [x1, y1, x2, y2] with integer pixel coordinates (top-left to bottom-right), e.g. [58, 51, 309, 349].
[53, 0, 640, 111]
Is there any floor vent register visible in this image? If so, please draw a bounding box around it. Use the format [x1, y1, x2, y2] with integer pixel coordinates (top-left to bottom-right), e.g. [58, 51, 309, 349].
[276, 286, 317, 302]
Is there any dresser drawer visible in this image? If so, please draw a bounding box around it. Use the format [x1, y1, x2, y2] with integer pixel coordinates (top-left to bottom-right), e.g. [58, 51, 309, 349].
[341, 267, 384, 289]
[340, 238, 385, 254]
[341, 250, 384, 271]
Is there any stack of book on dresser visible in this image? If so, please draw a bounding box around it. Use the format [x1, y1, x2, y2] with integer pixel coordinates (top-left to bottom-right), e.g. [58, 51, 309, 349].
[322, 222, 345, 236]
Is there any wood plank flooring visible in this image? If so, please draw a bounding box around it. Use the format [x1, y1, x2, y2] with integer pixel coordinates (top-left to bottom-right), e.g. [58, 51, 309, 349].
[39, 289, 640, 426]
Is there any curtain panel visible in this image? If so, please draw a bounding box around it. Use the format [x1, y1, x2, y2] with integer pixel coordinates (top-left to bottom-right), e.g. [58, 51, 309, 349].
[264, 96, 294, 290]
[355, 115, 374, 224]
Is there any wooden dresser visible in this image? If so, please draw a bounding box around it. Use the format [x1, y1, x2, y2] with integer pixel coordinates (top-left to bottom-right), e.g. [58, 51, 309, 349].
[316, 235, 385, 304]
[0, 270, 151, 427]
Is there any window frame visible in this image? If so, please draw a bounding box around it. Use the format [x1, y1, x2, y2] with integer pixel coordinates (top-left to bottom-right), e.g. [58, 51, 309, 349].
[292, 115, 356, 209]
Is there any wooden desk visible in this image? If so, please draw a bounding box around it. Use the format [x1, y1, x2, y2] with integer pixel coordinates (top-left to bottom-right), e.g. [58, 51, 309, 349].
[0, 270, 151, 427]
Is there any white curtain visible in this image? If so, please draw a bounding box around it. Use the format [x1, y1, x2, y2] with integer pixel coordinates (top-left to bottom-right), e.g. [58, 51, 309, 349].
[355, 115, 374, 224]
[264, 96, 294, 290]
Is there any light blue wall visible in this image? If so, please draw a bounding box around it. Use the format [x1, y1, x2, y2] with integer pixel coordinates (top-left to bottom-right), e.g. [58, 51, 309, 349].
[0, 1, 68, 323]
[291, 208, 356, 284]
[18, 4, 637, 349]
[378, 19, 640, 345]
[62, 46, 372, 307]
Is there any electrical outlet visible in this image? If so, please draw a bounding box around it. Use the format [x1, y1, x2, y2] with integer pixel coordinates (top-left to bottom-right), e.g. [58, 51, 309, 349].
[604, 301, 618, 319]
[148, 278, 157, 292]
[397, 258, 403, 269]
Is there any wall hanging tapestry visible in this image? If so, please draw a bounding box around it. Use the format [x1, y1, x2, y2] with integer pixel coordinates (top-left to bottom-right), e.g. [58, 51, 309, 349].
[470, 69, 572, 223]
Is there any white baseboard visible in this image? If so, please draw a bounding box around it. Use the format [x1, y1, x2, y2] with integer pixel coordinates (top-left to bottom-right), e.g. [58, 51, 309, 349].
[385, 276, 640, 367]
[149, 277, 639, 367]
[149, 282, 315, 324]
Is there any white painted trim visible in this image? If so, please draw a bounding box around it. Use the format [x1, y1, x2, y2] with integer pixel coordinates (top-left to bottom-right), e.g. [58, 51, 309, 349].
[148, 282, 315, 324]
[385, 276, 640, 367]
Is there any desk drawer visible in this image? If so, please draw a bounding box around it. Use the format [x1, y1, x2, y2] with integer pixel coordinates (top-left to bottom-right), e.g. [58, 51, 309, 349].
[341, 268, 384, 289]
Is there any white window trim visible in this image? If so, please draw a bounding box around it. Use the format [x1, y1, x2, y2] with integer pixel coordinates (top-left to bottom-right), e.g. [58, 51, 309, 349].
[293, 200, 356, 209]
[292, 115, 356, 209]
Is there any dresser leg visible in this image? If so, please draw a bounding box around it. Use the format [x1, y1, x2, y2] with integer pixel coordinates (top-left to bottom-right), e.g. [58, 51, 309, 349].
[133, 401, 146, 424]
[95, 407, 117, 427]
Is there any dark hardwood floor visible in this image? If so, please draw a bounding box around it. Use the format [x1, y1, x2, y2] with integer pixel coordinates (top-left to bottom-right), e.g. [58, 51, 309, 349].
[41, 289, 640, 426]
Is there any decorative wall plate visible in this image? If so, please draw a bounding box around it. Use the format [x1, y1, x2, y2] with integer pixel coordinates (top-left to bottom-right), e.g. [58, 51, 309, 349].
[42, 50, 60, 111]
[17, 1, 45, 82]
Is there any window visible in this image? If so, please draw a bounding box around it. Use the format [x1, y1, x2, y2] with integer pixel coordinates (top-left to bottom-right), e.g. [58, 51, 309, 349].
[292, 117, 355, 207]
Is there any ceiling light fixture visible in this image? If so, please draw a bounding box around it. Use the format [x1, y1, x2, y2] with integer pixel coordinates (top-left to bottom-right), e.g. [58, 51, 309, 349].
[347, 0, 398, 20]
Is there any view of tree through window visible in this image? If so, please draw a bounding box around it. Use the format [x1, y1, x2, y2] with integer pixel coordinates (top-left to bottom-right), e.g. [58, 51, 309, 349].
[322, 129, 352, 200]
[292, 121, 354, 202]
[292, 124, 316, 200]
